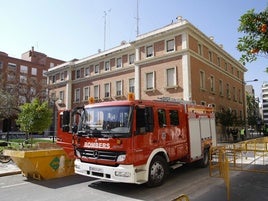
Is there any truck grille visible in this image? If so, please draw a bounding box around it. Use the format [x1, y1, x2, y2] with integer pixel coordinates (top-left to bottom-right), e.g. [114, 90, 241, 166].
[77, 148, 125, 161]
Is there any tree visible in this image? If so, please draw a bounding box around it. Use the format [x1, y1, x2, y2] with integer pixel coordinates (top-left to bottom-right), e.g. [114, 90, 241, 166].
[0, 89, 19, 120]
[216, 107, 237, 128]
[16, 98, 52, 144]
[237, 7, 268, 65]
[216, 107, 242, 141]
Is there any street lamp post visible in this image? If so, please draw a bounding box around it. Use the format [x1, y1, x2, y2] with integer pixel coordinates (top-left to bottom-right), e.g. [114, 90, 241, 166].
[50, 94, 58, 143]
[244, 79, 258, 83]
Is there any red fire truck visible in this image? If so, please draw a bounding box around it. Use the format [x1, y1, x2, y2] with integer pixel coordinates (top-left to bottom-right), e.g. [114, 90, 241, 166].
[62, 95, 216, 187]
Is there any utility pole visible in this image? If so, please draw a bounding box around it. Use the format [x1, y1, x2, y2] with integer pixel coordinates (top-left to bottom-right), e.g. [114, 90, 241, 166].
[136, 0, 140, 36]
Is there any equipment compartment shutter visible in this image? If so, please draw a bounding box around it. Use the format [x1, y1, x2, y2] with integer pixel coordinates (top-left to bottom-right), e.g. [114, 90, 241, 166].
[188, 118, 202, 159]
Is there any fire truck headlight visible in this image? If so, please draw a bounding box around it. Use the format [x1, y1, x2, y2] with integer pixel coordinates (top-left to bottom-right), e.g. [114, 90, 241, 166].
[115, 171, 131, 177]
[75, 150, 81, 158]
[117, 154, 126, 162]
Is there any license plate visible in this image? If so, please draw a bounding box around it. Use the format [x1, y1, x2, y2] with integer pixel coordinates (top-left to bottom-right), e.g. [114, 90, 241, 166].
[89, 166, 103, 173]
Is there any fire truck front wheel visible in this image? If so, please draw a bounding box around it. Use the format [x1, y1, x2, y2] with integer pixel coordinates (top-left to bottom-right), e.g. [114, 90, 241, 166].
[199, 148, 210, 168]
[147, 155, 169, 187]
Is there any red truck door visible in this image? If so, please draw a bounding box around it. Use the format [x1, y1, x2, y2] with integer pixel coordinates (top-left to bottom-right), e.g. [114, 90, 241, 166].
[57, 110, 75, 159]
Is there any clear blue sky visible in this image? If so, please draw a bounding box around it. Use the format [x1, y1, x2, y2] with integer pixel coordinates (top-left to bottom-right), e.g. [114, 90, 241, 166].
[0, 0, 267, 98]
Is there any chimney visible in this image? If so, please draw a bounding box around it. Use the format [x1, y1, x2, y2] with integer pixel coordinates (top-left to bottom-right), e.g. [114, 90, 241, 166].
[176, 16, 183, 22]
[121, 40, 127, 45]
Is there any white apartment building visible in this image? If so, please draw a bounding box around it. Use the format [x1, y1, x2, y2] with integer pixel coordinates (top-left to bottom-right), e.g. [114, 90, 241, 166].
[262, 82, 268, 125]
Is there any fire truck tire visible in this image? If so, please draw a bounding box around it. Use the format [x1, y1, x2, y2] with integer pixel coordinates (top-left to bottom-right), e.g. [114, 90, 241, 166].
[199, 148, 209, 168]
[147, 155, 169, 187]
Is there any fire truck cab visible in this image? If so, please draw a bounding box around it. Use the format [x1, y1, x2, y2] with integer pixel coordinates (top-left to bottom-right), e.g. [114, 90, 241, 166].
[65, 96, 216, 186]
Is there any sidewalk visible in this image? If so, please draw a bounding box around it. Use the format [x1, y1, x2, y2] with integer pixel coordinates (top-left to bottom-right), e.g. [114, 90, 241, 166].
[0, 161, 21, 177]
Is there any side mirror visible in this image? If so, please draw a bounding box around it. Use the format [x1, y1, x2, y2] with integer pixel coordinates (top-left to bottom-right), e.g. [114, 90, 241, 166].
[62, 110, 70, 132]
[72, 124, 78, 133]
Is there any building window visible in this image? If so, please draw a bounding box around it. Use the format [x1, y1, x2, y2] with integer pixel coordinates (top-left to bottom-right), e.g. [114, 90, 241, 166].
[198, 43, 202, 55]
[129, 78, 135, 93]
[116, 58, 122, 68]
[8, 63, 16, 69]
[85, 67, 90, 76]
[94, 64, 99, 74]
[52, 75, 56, 83]
[59, 91, 64, 102]
[0, 61, 3, 69]
[233, 87, 237, 101]
[104, 83, 110, 98]
[146, 45, 153, 57]
[219, 80, 223, 96]
[84, 87, 89, 101]
[60, 72, 65, 81]
[41, 79, 46, 85]
[217, 57, 220, 66]
[20, 75, 27, 83]
[94, 85, 99, 100]
[226, 83, 230, 98]
[20, 65, 28, 74]
[30, 87, 36, 96]
[129, 54, 135, 64]
[225, 62, 228, 71]
[42, 70, 47, 76]
[32, 68, 37, 75]
[7, 74, 15, 81]
[105, 61, 110, 71]
[208, 51, 212, 62]
[166, 68, 176, 87]
[116, 80, 123, 96]
[166, 39, 175, 52]
[75, 88, 80, 102]
[19, 96, 26, 104]
[50, 63, 55, 68]
[210, 75, 215, 92]
[200, 71, 205, 89]
[76, 69, 81, 79]
[237, 70, 240, 78]
[146, 72, 155, 90]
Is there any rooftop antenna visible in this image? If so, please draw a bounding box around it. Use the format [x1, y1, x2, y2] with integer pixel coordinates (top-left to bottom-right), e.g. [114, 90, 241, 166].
[135, 0, 140, 36]
[103, 9, 111, 51]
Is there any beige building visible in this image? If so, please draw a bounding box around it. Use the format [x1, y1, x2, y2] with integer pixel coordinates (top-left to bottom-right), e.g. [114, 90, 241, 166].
[46, 17, 247, 125]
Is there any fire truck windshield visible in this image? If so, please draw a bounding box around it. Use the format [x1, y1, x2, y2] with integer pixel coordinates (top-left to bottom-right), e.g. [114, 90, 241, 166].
[77, 106, 132, 138]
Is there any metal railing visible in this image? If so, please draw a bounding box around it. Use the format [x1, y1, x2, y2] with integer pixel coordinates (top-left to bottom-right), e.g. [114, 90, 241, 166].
[209, 137, 268, 200]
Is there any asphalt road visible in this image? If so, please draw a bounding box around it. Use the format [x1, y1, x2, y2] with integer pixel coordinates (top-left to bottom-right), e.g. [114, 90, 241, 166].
[1, 164, 268, 201]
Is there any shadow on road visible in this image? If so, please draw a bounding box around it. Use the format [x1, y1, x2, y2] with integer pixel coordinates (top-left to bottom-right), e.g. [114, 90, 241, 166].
[26, 174, 96, 189]
[87, 163, 208, 201]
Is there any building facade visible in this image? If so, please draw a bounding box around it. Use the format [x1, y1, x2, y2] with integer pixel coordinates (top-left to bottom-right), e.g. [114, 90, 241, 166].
[0, 47, 65, 132]
[46, 18, 247, 135]
[262, 82, 268, 125]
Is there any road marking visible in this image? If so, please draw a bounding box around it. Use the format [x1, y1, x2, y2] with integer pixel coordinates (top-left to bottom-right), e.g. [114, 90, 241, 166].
[0, 182, 28, 189]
